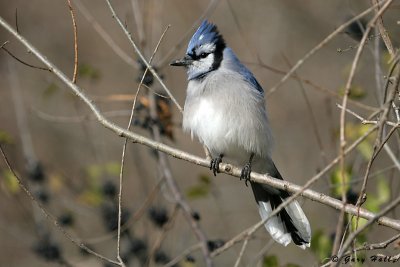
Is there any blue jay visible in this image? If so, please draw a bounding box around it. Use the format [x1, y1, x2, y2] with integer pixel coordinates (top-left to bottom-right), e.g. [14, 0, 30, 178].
[171, 20, 311, 248]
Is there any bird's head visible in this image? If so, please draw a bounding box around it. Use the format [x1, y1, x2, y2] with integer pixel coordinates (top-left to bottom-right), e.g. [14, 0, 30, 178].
[171, 20, 226, 80]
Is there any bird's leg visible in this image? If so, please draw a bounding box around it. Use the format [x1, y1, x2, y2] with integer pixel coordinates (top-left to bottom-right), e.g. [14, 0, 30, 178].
[240, 153, 254, 186]
[210, 154, 224, 176]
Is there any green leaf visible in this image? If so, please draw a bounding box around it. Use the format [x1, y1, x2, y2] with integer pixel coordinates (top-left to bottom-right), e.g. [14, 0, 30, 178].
[330, 167, 351, 197]
[0, 130, 14, 144]
[311, 229, 332, 262]
[263, 255, 279, 267]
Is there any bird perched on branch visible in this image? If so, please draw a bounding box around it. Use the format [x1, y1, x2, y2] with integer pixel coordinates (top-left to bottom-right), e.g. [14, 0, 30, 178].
[171, 20, 311, 248]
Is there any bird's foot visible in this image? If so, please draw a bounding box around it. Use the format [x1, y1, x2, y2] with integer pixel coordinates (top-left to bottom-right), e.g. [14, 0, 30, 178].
[210, 154, 223, 176]
[240, 163, 252, 187]
[240, 153, 254, 187]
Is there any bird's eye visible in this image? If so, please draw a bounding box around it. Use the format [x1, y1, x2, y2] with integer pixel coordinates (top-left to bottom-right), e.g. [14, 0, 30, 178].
[199, 52, 208, 58]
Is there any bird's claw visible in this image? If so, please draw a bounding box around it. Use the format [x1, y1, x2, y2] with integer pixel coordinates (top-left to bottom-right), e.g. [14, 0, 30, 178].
[210, 154, 223, 176]
[240, 163, 252, 187]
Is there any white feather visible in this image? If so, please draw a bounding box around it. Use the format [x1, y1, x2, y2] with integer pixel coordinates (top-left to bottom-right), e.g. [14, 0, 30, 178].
[285, 201, 311, 248]
[258, 201, 291, 246]
[197, 43, 216, 54]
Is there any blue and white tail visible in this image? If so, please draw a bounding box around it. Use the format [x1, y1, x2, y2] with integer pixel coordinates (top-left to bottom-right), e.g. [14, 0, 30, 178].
[250, 163, 311, 248]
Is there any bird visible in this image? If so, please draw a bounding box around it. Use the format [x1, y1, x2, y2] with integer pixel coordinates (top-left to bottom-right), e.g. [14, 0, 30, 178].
[170, 20, 311, 248]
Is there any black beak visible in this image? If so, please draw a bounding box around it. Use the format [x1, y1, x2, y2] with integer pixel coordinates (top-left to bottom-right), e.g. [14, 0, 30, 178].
[170, 56, 193, 67]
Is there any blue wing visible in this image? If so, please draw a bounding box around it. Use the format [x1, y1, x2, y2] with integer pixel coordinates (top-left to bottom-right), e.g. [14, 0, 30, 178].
[240, 66, 264, 94]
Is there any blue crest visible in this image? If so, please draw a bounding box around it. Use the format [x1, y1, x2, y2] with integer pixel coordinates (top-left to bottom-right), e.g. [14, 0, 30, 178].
[186, 20, 225, 55]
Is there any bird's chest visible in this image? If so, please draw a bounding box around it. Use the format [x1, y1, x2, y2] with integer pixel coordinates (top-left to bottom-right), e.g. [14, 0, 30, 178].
[183, 97, 227, 146]
[183, 96, 252, 162]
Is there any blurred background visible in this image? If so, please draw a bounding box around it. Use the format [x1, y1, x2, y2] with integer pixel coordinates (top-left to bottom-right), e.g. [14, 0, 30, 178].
[1, 0, 400, 266]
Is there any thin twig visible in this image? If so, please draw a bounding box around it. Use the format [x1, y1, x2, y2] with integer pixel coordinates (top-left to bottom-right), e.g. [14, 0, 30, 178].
[1, 43, 50, 71]
[66, 0, 78, 83]
[233, 238, 249, 267]
[371, 0, 396, 60]
[336, 104, 398, 126]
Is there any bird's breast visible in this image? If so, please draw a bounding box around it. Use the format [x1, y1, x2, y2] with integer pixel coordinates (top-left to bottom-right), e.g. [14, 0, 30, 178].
[183, 98, 227, 151]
